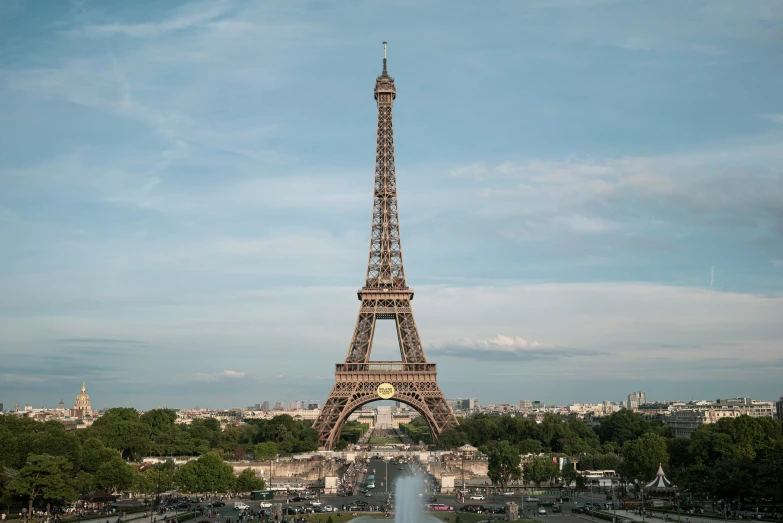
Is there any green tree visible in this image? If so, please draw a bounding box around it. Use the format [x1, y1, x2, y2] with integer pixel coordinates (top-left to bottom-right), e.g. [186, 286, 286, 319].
[8, 454, 77, 516]
[95, 456, 135, 493]
[756, 440, 783, 506]
[73, 471, 96, 498]
[235, 468, 265, 493]
[81, 439, 120, 473]
[93, 409, 151, 460]
[27, 422, 83, 471]
[174, 453, 235, 494]
[621, 433, 669, 484]
[524, 457, 560, 486]
[561, 466, 586, 489]
[518, 439, 543, 455]
[253, 442, 279, 460]
[596, 410, 649, 446]
[485, 441, 521, 490]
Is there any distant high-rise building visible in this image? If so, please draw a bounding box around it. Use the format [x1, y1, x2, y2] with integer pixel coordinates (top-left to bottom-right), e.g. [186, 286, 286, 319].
[0, 402, 3, 412]
[626, 391, 647, 409]
[776, 397, 783, 420]
[519, 400, 532, 408]
[307, 403, 319, 410]
[262, 401, 270, 411]
[447, 398, 479, 412]
[274, 402, 284, 410]
[532, 401, 543, 408]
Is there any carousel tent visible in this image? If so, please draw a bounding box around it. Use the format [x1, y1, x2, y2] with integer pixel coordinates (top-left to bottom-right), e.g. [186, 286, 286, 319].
[645, 464, 675, 490]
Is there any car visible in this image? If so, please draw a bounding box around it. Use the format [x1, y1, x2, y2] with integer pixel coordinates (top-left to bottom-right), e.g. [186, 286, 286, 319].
[538, 507, 547, 515]
[211, 501, 225, 507]
[524, 497, 540, 503]
[469, 495, 485, 501]
[365, 492, 372, 497]
[285, 507, 301, 515]
[502, 492, 515, 497]
[553, 506, 562, 513]
[322, 506, 337, 512]
[233, 502, 249, 511]
[258, 502, 272, 509]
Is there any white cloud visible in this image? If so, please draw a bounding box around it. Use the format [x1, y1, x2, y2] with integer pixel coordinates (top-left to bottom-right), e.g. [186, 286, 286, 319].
[763, 114, 783, 124]
[439, 334, 541, 352]
[223, 369, 246, 378]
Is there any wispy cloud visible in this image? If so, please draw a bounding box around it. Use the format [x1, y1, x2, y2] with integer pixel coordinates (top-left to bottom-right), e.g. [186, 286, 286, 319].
[223, 370, 246, 378]
[429, 334, 608, 361]
[55, 338, 147, 344]
[63, 2, 232, 38]
[762, 114, 783, 124]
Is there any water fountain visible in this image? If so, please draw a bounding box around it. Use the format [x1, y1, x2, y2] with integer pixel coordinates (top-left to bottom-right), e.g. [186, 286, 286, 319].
[352, 474, 440, 523]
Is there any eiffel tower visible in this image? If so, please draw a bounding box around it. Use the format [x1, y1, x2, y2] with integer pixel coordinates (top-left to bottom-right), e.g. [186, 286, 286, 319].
[313, 43, 459, 449]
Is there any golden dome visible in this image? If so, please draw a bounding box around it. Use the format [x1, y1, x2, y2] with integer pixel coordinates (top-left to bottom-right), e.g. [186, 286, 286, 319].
[74, 382, 92, 413]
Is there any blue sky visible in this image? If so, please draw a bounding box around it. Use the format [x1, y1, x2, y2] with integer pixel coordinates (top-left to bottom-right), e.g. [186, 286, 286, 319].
[1, 0, 782, 411]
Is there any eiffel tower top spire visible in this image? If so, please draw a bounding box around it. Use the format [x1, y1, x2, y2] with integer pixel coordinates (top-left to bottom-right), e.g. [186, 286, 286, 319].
[367, 40, 404, 290]
[382, 41, 388, 76]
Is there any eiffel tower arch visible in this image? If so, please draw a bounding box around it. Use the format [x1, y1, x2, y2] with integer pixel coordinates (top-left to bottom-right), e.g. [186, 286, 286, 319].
[313, 43, 459, 450]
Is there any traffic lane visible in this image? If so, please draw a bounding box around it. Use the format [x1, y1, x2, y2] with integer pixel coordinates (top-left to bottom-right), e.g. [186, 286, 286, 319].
[365, 458, 411, 493]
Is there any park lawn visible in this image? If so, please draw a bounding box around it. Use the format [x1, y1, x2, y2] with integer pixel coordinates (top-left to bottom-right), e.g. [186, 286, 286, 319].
[367, 437, 403, 444]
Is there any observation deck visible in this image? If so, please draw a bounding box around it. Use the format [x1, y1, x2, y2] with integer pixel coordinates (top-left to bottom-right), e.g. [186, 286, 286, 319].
[334, 361, 437, 382]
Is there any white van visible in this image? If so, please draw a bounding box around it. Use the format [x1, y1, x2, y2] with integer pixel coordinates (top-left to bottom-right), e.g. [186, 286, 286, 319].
[234, 502, 250, 511]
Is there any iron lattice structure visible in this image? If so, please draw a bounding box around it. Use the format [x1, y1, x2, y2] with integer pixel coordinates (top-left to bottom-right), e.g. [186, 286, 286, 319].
[313, 43, 459, 449]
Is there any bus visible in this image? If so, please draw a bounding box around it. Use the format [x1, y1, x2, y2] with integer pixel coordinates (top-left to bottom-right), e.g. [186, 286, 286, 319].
[366, 474, 376, 489]
[428, 504, 454, 512]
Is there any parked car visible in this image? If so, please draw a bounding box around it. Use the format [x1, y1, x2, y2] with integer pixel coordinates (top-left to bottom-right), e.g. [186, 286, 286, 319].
[322, 506, 337, 512]
[553, 506, 562, 513]
[211, 501, 225, 507]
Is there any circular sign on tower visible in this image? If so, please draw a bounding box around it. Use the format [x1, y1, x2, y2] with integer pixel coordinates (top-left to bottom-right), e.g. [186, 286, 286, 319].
[377, 382, 395, 399]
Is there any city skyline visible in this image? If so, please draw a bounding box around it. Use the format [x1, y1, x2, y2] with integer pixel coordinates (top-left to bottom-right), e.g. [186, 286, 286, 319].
[1, 1, 782, 408]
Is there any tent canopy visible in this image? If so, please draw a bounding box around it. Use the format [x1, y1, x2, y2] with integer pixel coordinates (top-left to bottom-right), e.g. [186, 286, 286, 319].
[645, 464, 675, 490]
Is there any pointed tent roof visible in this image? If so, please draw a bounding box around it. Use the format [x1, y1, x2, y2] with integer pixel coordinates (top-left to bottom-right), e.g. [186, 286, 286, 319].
[645, 464, 675, 490]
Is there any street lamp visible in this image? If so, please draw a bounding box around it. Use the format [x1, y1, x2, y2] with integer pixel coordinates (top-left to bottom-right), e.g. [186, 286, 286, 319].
[641, 485, 645, 522]
[385, 459, 388, 494]
[676, 491, 680, 523]
[612, 482, 617, 523]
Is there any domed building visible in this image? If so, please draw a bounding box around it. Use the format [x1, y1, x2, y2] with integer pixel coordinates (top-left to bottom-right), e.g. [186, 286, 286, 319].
[72, 382, 93, 419]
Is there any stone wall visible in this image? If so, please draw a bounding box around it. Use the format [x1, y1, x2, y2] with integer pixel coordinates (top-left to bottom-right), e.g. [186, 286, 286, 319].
[427, 459, 488, 480]
[229, 460, 341, 481]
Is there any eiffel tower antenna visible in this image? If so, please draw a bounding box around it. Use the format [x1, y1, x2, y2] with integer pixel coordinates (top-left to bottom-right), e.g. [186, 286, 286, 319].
[313, 42, 458, 449]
